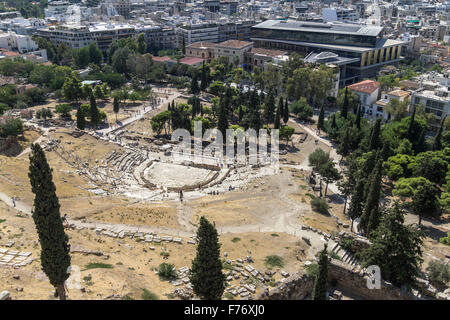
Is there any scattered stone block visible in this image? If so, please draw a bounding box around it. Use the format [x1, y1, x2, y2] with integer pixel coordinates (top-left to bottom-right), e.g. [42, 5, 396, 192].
[281, 270, 290, 277]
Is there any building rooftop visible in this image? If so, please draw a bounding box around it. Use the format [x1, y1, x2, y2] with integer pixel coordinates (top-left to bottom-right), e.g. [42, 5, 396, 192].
[216, 40, 253, 49]
[179, 56, 204, 65]
[387, 89, 410, 97]
[348, 80, 380, 94]
[251, 20, 384, 37]
[250, 47, 287, 57]
[187, 41, 215, 49]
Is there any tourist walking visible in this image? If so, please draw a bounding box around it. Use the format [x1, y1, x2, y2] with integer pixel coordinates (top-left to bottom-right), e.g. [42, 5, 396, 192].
[11, 196, 15, 207]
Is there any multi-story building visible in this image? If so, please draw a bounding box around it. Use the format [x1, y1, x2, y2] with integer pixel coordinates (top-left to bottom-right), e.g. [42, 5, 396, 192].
[185, 41, 215, 62]
[220, 1, 238, 16]
[214, 40, 253, 65]
[244, 47, 287, 71]
[251, 20, 404, 86]
[411, 87, 450, 132]
[204, 0, 220, 13]
[110, 0, 131, 18]
[89, 22, 135, 52]
[0, 31, 38, 53]
[347, 80, 380, 117]
[176, 23, 219, 46]
[35, 24, 91, 49]
[322, 7, 357, 23]
[136, 25, 177, 51]
[372, 89, 411, 120]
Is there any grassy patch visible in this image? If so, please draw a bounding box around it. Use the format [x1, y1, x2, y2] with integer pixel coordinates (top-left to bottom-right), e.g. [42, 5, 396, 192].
[310, 197, 329, 215]
[329, 251, 342, 261]
[222, 260, 234, 271]
[305, 193, 316, 199]
[83, 262, 114, 271]
[122, 295, 134, 300]
[305, 263, 319, 278]
[224, 292, 234, 299]
[158, 263, 177, 281]
[231, 237, 241, 243]
[271, 233, 279, 237]
[264, 255, 284, 269]
[0, 219, 6, 223]
[141, 288, 158, 300]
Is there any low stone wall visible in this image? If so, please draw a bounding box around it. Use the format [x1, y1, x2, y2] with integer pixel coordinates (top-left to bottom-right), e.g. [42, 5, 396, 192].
[167, 170, 221, 192]
[338, 231, 371, 253]
[257, 271, 313, 300]
[328, 259, 418, 300]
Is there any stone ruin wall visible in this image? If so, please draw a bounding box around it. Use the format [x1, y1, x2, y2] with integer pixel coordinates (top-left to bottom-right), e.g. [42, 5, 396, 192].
[258, 260, 418, 300]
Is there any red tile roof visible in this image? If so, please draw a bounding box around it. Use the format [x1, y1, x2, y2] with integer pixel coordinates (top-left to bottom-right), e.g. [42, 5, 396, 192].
[152, 55, 172, 63]
[179, 56, 204, 66]
[347, 80, 380, 94]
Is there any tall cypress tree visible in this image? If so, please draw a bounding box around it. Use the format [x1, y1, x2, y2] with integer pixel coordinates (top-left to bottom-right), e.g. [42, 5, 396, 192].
[190, 217, 226, 300]
[347, 177, 365, 232]
[90, 93, 100, 128]
[76, 106, 85, 130]
[274, 96, 283, 129]
[190, 73, 200, 95]
[283, 99, 289, 124]
[28, 144, 71, 300]
[359, 160, 383, 235]
[407, 105, 416, 140]
[355, 105, 361, 130]
[238, 105, 243, 123]
[341, 87, 348, 119]
[218, 98, 228, 137]
[312, 244, 328, 300]
[318, 104, 325, 131]
[113, 96, 119, 122]
[200, 61, 208, 91]
[331, 113, 337, 130]
[432, 116, 446, 151]
[263, 90, 275, 124]
[368, 117, 381, 150]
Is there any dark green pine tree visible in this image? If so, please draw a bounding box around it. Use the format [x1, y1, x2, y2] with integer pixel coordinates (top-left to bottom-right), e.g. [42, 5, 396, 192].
[90, 93, 100, 128]
[432, 116, 446, 151]
[283, 99, 289, 124]
[355, 104, 361, 130]
[318, 105, 325, 132]
[312, 244, 328, 300]
[359, 160, 383, 236]
[341, 87, 349, 119]
[113, 96, 120, 122]
[181, 37, 186, 55]
[360, 202, 424, 288]
[76, 106, 85, 130]
[190, 216, 226, 300]
[368, 117, 381, 150]
[28, 144, 71, 300]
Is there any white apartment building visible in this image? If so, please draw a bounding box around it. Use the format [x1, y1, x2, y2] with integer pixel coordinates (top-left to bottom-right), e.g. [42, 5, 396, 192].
[372, 89, 411, 121]
[322, 7, 357, 23]
[176, 23, 219, 46]
[411, 87, 450, 131]
[0, 31, 39, 53]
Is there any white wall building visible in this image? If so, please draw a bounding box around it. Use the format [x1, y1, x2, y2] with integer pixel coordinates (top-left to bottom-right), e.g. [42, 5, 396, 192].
[0, 31, 38, 53]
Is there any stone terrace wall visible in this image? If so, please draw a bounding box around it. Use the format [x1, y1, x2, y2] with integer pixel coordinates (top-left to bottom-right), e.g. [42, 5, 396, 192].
[257, 271, 313, 300]
[338, 231, 371, 253]
[328, 259, 418, 300]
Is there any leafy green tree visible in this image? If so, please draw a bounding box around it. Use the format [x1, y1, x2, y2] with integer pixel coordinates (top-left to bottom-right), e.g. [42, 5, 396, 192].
[55, 104, 72, 119]
[347, 178, 365, 232]
[28, 143, 71, 299]
[341, 87, 348, 119]
[280, 125, 295, 146]
[62, 74, 82, 102]
[289, 97, 313, 121]
[360, 202, 424, 288]
[309, 148, 331, 171]
[112, 47, 131, 75]
[412, 150, 448, 184]
[318, 160, 341, 197]
[137, 33, 147, 54]
[190, 216, 226, 300]
[411, 184, 439, 225]
[385, 98, 409, 122]
[312, 244, 328, 300]
[87, 42, 102, 65]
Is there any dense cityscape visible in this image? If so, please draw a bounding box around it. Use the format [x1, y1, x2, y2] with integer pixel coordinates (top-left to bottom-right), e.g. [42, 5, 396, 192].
[0, 0, 448, 304]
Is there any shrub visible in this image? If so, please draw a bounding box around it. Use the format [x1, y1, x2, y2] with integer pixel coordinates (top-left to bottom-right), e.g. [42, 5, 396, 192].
[231, 237, 240, 243]
[311, 197, 329, 215]
[83, 262, 113, 270]
[426, 260, 450, 286]
[340, 238, 354, 253]
[264, 255, 284, 269]
[141, 288, 158, 300]
[305, 263, 319, 278]
[440, 233, 450, 245]
[157, 263, 177, 280]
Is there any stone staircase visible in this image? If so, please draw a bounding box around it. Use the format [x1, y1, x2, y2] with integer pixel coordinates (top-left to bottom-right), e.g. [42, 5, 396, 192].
[330, 242, 360, 268]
